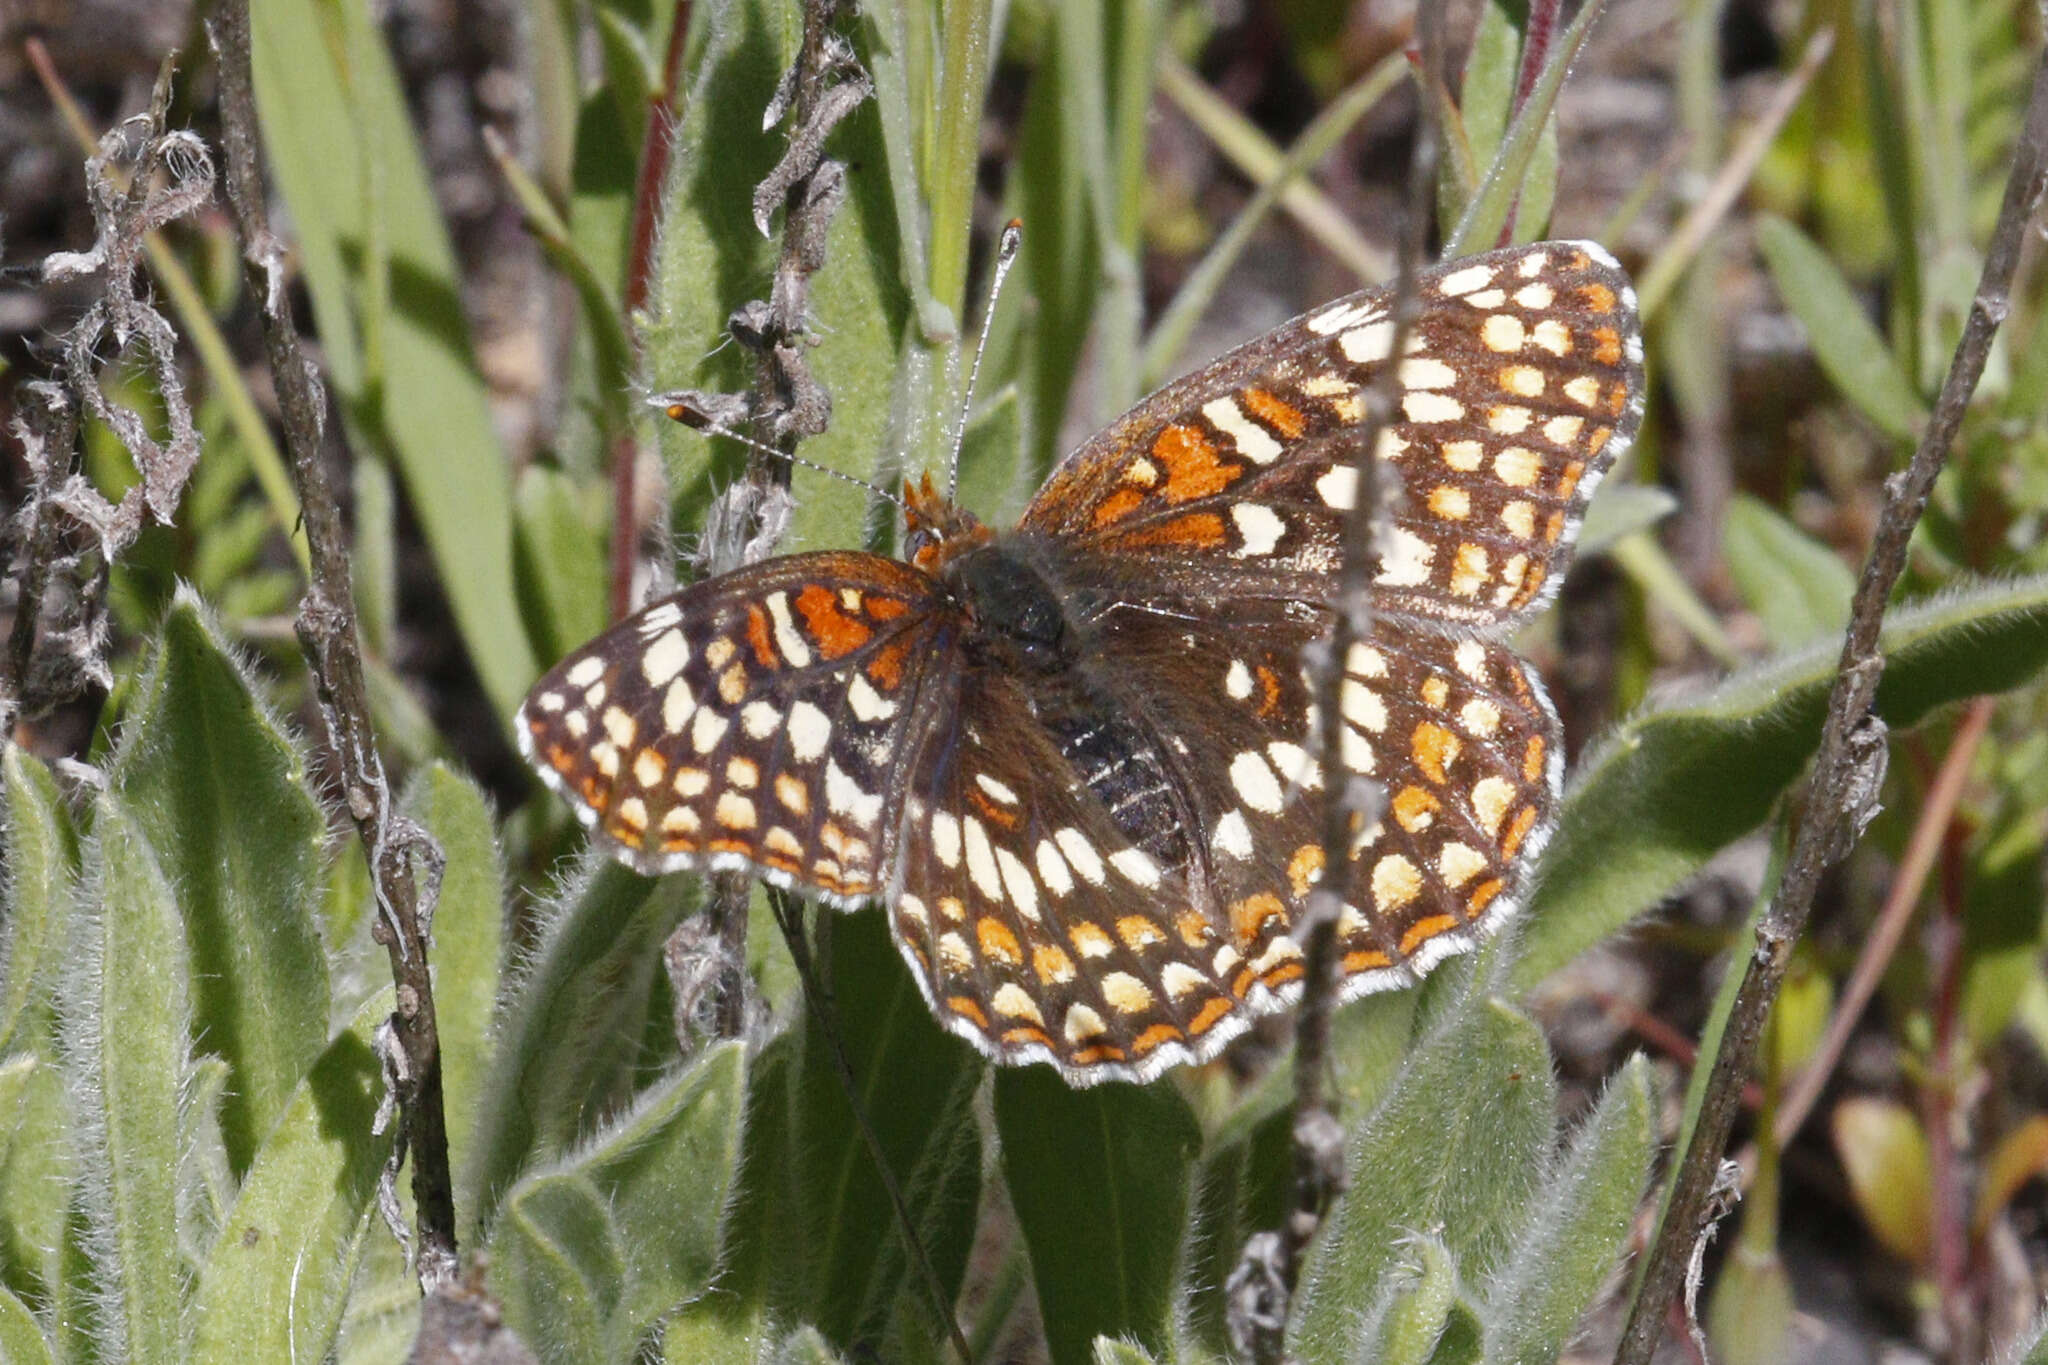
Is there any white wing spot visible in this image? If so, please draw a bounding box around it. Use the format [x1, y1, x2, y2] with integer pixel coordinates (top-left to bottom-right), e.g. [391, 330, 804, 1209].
[741, 699, 782, 739]
[765, 592, 813, 667]
[690, 707, 728, 755]
[1400, 357, 1456, 389]
[1480, 314, 1526, 354]
[976, 773, 1020, 805]
[1214, 809, 1253, 860]
[1109, 847, 1161, 888]
[825, 760, 882, 827]
[1337, 319, 1394, 363]
[1036, 839, 1075, 898]
[994, 845, 1042, 923]
[1230, 504, 1286, 558]
[1202, 396, 1282, 465]
[963, 816, 1003, 902]
[1438, 263, 1495, 297]
[1225, 659, 1255, 700]
[1402, 391, 1465, 424]
[848, 673, 897, 722]
[641, 629, 689, 686]
[1309, 299, 1381, 335]
[1316, 464, 1357, 510]
[1055, 827, 1106, 884]
[1230, 750, 1284, 813]
[565, 656, 605, 688]
[788, 701, 831, 761]
[932, 811, 962, 868]
[1375, 527, 1435, 587]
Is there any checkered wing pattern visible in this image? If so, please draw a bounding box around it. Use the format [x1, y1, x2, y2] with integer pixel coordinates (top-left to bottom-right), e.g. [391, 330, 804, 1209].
[1021, 240, 1643, 631]
[520, 239, 1646, 1088]
[517, 552, 951, 901]
[882, 600, 1559, 1079]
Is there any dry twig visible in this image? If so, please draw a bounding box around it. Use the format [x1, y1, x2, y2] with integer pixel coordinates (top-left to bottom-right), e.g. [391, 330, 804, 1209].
[1612, 40, 2048, 1365]
[1225, 11, 1446, 1360]
[209, 0, 458, 1293]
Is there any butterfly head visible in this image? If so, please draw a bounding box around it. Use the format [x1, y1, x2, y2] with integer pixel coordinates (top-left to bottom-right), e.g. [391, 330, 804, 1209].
[903, 470, 993, 573]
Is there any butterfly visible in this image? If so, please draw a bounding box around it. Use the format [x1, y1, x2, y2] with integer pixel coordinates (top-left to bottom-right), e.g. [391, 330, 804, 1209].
[517, 240, 1644, 1086]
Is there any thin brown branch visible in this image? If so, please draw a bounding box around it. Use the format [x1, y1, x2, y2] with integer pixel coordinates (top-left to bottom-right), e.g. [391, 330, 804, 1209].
[1772, 696, 1994, 1147]
[1226, 13, 1447, 1363]
[1611, 41, 2048, 1365]
[209, 1, 457, 1292]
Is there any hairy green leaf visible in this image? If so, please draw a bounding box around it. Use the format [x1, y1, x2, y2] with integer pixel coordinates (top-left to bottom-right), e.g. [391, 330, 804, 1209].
[400, 764, 506, 1231]
[71, 798, 197, 1363]
[108, 591, 328, 1172]
[644, 0, 911, 557]
[1, 746, 73, 1056]
[465, 857, 697, 1238]
[0, 1282, 51, 1365]
[1479, 1057, 1654, 1363]
[1519, 573, 2048, 988]
[190, 991, 394, 1364]
[719, 908, 981, 1361]
[997, 1070, 1200, 1365]
[1291, 961, 1553, 1362]
[491, 1043, 746, 1364]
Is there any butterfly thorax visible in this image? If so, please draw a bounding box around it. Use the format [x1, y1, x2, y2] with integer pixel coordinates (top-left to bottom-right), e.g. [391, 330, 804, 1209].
[935, 531, 1196, 875]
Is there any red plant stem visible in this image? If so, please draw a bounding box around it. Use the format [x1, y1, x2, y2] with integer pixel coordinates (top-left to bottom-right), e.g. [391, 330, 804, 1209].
[1924, 815, 1976, 1361]
[610, 1, 695, 622]
[1497, 0, 1561, 246]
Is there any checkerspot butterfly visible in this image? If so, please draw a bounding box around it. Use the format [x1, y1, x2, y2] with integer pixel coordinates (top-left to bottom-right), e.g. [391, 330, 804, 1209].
[519, 240, 1644, 1085]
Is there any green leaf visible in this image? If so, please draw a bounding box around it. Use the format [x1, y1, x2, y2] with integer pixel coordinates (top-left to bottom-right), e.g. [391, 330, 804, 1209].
[71, 797, 197, 1363]
[1291, 959, 1553, 1362]
[514, 465, 612, 670]
[719, 908, 982, 1359]
[465, 857, 697, 1238]
[1, 746, 75, 1054]
[490, 1043, 746, 1364]
[1723, 494, 1855, 650]
[1478, 1057, 1654, 1363]
[1443, 0, 1605, 257]
[0, 1052, 69, 1314]
[189, 991, 395, 1365]
[1755, 216, 1926, 442]
[250, 0, 540, 726]
[399, 764, 506, 1231]
[108, 590, 329, 1172]
[0, 1281, 51, 1365]
[1517, 573, 2048, 989]
[1576, 483, 1678, 559]
[1833, 1097, 1932, 1266]
[996, 1071, 1199, 1365]
[1349, 1233, 1462, 1365]
[643, 0, 912, 558]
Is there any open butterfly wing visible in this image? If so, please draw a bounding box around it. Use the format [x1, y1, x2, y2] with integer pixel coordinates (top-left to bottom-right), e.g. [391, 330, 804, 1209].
[1020, 241, 1644, 634]
[517, 551, 952, 901]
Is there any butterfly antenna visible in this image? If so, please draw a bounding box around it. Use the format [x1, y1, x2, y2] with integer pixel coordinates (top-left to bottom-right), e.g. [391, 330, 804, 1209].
[947, 219, 1024, 504]
[650, 393, 906, 512]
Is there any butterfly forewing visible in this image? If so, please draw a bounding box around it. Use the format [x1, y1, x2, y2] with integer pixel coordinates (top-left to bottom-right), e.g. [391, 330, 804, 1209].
[1021, 241, 1643, 632]
[517, 551, 952, 900]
